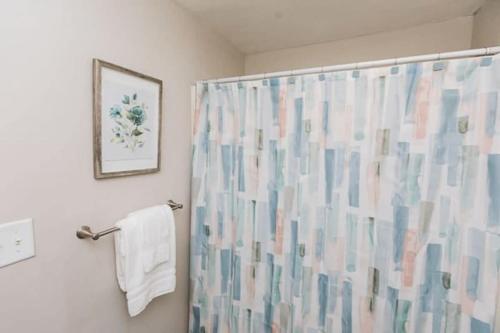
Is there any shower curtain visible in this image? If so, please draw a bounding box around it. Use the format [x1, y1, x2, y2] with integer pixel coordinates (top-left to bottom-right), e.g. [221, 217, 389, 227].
[190, 55, 500, 333]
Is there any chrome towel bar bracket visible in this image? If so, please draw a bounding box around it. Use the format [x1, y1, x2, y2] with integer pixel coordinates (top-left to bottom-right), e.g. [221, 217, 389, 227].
[76, 200, 183, 240]
[76, 225, 120, 240]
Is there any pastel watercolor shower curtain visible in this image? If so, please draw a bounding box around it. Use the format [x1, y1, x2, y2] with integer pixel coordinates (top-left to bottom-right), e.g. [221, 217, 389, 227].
[190, 55, 500, 333]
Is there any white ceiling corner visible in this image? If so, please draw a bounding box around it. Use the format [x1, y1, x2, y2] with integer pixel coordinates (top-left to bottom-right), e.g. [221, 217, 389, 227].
[175, 0, 485, 54]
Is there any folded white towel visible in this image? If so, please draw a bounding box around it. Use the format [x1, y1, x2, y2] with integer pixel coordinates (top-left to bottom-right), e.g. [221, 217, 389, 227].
[114, 205, 176, 317]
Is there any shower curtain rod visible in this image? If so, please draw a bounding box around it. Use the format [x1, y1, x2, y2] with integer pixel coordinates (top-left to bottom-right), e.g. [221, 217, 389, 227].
[200, 46, 500, 84]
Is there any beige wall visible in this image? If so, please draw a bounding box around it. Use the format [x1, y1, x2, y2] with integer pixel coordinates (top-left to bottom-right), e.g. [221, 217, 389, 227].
[0, 1, 243, 332]
[472, 0, 500, 48]
[244, 16, 473, 74]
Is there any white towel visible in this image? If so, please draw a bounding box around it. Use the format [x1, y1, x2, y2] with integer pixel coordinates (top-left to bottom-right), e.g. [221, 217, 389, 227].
[114, 205, 176, 317]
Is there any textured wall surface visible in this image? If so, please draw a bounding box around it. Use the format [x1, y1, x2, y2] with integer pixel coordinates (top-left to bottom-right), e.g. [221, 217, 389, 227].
[0, 1, 243, 332]
[245, 17, 473, 74]
[472, 0, 500, 48]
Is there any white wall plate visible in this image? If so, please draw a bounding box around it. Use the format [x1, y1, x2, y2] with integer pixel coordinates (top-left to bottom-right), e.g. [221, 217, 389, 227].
[0, 218, 35, 268]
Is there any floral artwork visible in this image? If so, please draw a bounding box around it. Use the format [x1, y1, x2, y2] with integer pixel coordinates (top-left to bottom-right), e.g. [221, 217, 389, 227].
[93, 59, 162, 179]
[109, 93, 150, 151]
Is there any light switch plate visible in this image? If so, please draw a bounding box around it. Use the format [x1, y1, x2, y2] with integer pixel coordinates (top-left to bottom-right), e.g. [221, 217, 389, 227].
[0, 218, 35, 268]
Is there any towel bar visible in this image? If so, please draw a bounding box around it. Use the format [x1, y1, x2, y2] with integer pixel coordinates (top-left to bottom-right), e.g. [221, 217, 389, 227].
[76, 200, 183, 240]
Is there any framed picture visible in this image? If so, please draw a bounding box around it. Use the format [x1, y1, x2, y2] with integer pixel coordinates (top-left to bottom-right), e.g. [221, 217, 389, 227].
[93, 59, 162, 179]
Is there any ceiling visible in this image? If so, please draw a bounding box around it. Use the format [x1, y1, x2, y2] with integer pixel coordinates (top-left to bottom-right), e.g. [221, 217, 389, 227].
[175, 0, 485, 54]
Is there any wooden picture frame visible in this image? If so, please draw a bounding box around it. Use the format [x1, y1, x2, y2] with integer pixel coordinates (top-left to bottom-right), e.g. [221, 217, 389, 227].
[93, 59, 163, 179]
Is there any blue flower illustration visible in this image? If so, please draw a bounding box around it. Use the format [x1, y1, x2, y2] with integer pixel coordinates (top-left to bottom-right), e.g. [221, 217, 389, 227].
[108, 93, 150, 151]
[109, 105, 122, 118]
[127, 106, 146, 126]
